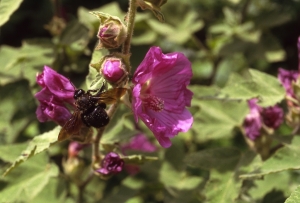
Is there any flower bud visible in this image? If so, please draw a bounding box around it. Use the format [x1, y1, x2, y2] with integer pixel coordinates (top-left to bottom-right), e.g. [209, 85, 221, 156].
[90, 12, 127, 49]
[95, 152, 124, 176]
[101, 57, 126, 84]
[63, 157, 86, 184]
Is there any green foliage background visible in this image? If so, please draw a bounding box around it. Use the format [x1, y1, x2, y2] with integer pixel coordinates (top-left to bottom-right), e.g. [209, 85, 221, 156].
[1, 0, 300, 202]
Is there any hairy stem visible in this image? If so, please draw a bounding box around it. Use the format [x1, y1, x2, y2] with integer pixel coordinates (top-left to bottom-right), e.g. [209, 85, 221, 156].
[122, 0, 137, 57]
[92, 0, 134, 178]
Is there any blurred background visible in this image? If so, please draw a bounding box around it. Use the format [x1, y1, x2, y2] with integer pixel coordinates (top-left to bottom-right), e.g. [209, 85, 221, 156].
[1, 0, 300, 202]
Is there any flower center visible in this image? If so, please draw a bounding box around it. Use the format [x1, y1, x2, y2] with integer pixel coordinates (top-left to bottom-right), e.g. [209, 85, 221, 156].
[142, 95, 164, 112]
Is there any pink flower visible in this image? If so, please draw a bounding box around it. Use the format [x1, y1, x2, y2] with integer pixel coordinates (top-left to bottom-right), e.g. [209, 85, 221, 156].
[261, 106, 284, 129]
[36, 97, 72, 126]
[132, 47, 193, 148]
[243, 99, 284, 140]
[95, 152, 124, 175]
[278, 68, 298, 98]
[243, 99, 262, 140]
[121, 133, 157, 153]
[37, 66, 75, 103]
[35, 66, 75, 126]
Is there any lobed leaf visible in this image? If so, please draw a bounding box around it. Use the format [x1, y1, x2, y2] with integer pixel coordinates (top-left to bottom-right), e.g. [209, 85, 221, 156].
[240, 136, 300, 179]
[3, 127, 60, 176]
[205, 170, 242, 203]
[221, 69, 285, 107]
[192, 98, 248, 141]
[0, 153, 59, 202]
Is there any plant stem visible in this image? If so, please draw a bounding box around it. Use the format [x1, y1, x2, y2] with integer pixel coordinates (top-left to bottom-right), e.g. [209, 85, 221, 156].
[93, 127, 105, 164]
[122, 0, 137, 56]
[92, 102, 121, 165]
[76, 169, 95, 203]
[92, 0, 135, 175]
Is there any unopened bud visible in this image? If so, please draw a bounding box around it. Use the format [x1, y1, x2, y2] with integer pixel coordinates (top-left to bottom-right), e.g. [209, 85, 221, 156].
[90, 12, 127, 49]
[101, 58, 126, 84]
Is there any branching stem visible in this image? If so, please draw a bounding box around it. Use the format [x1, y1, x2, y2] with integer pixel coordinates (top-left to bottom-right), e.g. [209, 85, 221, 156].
[122, 0, 137, 57]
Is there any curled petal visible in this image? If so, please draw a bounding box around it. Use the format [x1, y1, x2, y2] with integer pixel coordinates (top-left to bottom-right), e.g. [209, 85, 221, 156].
[42, 66, 75, 103]
[36, 99, 72, 126]
[95, 152, 124, 175]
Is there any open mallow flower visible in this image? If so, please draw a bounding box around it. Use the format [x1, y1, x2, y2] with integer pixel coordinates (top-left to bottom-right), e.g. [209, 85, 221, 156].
[36, 66, 75, 103]
[132, 46, 193, 148]
[35, 66, 75, 126]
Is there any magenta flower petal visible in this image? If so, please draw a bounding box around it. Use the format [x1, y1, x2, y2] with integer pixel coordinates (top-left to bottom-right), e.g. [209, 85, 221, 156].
[297, 36, 300, 71]
[243, 99, 283, 140]
[35, 66, 76, 126]
[96, 152, 124, 175]
[38, 66, 75, 103]
[122, 133, 157, 153]
[101, 58, 125, 83]
[243, 99, 262, 140]
[132, 47, 193, 148]
[36, 99, 72, 126]
[278, 68, 299, 98]
[261, 105, 284, 129]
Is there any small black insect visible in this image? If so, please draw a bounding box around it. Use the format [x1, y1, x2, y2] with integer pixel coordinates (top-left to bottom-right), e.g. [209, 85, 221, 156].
[58, 85, 127, 142]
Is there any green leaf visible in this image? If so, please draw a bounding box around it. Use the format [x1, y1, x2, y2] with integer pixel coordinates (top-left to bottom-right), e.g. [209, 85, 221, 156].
[147, 11, 203, 44]
[249, 172, 291, 199]
[131, 30, 157, 45]
[159, 162, 202, 190]
[31, 178, 66, 203]
[205, 170, 242, 203]
[0, 153, 59, 202]
[240, 136, 300, 179]
[160, 162, 181, 186]
[86, 49, 108, 89]
[93, 2, 126, 20]
[101, 105, 138, 144]
[221, 69, 285, 107]
[0, 42, 54, 85]
[0, 80, 37, 143]
[0, 0, 24, 26]
[265, 50, 286, 62]
[59, 20, 89, 46]
[192, 98, 248, 141]
[185, 148, 241, 171]
[0, 142, 28, 162]
[285, 185, 300, 203]
[3, 127, 60, 176]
